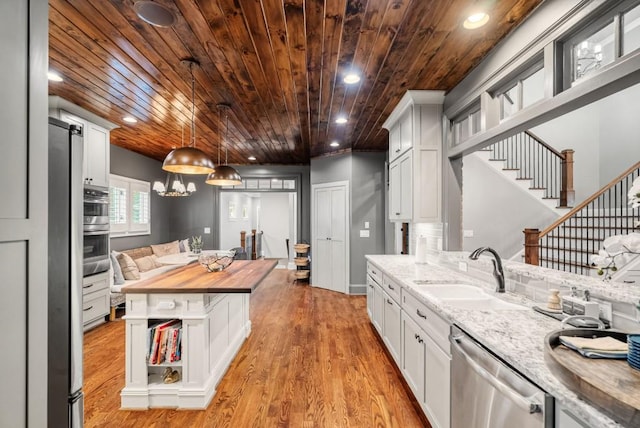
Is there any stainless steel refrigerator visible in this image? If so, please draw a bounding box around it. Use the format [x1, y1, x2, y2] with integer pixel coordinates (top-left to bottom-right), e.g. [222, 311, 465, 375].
[48, 117, 84, 427]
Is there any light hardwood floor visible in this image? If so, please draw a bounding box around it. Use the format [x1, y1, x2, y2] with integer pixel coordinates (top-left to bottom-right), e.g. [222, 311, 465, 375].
[83, 269, 428, 427]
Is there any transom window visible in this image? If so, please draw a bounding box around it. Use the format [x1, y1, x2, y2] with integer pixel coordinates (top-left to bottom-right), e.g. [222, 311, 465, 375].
[452, 104, 481, 145]
[497, 63, 544, 121]
[566, 0, 640, 85]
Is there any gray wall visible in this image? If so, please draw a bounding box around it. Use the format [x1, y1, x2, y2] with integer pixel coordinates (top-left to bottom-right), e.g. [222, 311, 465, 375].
[109, 145, 211, 251]
[310, 152, 387, 287]
[350, 152, 387, 284]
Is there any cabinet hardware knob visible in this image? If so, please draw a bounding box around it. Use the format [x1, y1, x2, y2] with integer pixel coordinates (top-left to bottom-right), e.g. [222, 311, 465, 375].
[414, 333, 419, 340]
[387, 299, 393, 305]
[387, 284, 395, 290]
[395, 212, 400, 216]
[418, 338, 424, 344]
[83, 306, 93, 312]
[395, 149, 400, 153]
[416, 309, 427, 319]
[82, 284, 93, 289]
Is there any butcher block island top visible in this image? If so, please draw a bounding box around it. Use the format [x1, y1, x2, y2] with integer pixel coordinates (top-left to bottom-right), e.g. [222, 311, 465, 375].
[122, 259, 278, 294]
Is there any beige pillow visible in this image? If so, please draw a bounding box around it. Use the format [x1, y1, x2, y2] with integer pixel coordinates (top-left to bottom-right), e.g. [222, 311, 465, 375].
[117, 252, 140, 280]
[151, 241, 180, 257]
[134, 255, 160, 273]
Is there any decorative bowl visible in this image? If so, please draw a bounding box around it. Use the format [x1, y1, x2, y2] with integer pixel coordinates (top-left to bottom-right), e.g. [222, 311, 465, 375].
[199, 250, 235, 272]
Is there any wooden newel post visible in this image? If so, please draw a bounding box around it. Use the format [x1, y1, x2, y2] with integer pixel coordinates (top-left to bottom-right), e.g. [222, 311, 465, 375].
[523, 228, 540, 266]
[240, 230, 246, 251]
[251, 229, 257, 260]
[560, 149, 575, 208]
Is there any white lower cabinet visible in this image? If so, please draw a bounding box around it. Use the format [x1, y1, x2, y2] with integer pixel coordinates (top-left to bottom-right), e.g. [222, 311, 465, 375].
[423, 332, 451, 428]
[401, 312, 426, 401]
[382, 291, 401, 365]
[366, 261, 451, 428]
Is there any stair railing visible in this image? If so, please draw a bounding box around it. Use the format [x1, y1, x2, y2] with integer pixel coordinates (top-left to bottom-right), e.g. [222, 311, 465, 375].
[524, 161, 640, 275]
[488, 131, 574, 207]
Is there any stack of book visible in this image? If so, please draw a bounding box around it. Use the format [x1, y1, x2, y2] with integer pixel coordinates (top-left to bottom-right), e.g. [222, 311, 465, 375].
[147, 319, 182, 365]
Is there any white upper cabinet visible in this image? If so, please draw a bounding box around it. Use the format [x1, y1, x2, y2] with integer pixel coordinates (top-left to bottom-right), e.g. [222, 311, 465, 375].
[383, 91, 444, 223]
[59, 111, 111, 188]
[84, 122, 110, 188]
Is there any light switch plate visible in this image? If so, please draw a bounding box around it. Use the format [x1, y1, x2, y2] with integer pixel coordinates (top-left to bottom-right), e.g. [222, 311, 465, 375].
[360, 230, 370, 238]
[364, 221, 370, 229]
[204, 227, 211, 234]
[463, 229, 474, 238]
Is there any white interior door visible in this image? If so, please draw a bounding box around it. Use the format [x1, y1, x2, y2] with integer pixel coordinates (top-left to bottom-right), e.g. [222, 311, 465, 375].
[312, 181, 349, 294]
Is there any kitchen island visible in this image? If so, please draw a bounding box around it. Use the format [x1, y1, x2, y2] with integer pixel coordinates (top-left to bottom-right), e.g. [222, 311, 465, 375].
[120, 259, 277, 409]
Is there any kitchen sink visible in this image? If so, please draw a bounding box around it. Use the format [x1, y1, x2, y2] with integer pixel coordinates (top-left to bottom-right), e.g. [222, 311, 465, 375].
[414, 283, 486, 299]
[414, 283, 528, 311]
[439, 297, 527, 311]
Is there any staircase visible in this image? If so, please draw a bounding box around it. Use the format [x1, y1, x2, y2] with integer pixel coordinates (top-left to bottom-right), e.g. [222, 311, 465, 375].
[475, 131, 574, 214]
[524, 161, 640, 276]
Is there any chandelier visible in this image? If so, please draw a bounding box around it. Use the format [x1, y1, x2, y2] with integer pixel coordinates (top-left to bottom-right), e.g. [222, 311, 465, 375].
[153, 172, 196, 197]
[162, 59, 215, 175]
[575, 41, 603, 79]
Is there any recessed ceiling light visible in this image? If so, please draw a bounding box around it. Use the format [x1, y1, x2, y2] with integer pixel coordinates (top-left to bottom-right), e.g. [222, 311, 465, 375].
[335, 116, 348, 124]
[134, 1, 176, 28]
[123, 116, 137, 123]
[248, 156, 256, 161]
[343, 73, 360, 84]
[48, 71, 63, 82]
[463, 12, 489, 29]
[330, 141, 340, 147]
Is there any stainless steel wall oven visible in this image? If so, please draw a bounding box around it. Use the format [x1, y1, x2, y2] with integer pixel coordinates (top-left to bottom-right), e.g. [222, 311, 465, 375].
[83, 185, 110, 276]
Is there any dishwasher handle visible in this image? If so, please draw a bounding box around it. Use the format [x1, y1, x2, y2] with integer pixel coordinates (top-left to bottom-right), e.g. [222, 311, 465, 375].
[450, 334, 542, 414]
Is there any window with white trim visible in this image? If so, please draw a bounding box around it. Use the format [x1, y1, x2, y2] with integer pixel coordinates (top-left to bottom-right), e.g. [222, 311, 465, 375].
[109, 174, 151, 237]
[452, 104, 481, 145]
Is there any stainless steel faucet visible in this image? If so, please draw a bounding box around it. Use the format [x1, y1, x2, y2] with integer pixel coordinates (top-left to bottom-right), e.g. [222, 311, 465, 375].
[469, 247, 505, 293]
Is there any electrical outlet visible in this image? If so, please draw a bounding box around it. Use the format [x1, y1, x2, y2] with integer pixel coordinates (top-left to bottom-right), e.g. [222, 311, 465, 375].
[463, 229, 474, 238]
[599, 302, 613, 322]
[458, 262, 468, 272]
[204, 227, 211, 234]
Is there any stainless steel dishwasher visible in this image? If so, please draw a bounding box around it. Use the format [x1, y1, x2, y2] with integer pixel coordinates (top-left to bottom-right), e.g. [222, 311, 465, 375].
[450, 326, 554, 428]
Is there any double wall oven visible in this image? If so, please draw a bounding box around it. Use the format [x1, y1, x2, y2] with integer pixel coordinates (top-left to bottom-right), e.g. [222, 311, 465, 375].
[83, 185, 110, 277]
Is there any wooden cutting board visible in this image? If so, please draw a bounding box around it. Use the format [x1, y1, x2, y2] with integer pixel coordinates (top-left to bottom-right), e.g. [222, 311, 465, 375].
[544, 329, 640, 427]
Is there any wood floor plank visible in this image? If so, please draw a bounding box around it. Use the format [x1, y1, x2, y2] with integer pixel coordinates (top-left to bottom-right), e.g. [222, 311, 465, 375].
[83, 269, 428, 427]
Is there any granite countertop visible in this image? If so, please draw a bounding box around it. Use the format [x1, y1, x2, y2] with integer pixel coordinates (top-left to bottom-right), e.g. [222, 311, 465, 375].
[366, 254, 628, 428]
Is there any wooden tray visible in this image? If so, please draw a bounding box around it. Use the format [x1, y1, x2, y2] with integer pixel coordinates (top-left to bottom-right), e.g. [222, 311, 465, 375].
[544, 329, 640, 427]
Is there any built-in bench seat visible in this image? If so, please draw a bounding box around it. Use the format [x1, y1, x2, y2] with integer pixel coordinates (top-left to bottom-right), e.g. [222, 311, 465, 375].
[109, 240, 191, 320]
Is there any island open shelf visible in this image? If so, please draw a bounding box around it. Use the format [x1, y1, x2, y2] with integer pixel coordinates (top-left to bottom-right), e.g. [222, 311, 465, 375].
[120, 260, 277, 409]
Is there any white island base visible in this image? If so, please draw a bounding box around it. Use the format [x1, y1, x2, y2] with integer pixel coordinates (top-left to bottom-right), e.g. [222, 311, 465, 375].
[120, 292, 250, 409]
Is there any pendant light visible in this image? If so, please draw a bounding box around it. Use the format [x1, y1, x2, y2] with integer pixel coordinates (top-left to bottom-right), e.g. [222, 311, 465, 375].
[206, 104, 242, 186]
[153, 125, 197, 196]
[162, 59, 215, 175]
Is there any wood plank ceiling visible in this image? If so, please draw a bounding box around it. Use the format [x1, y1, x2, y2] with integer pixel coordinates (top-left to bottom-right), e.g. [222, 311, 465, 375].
[48, 0, 543, 165]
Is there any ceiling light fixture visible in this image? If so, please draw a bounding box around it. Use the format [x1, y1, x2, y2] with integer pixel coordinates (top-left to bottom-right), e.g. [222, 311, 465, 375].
[463, 12, 489, 29]
[153, 172, 196, 196]
[162, 59, 215, 175]
[343, 72, 361, 84]
[248, 156, 256, 161]
[335, 116, 348, 124]
[123, 116, 137, 124]
[206, 104, 242, 186]
[48, 71, 63, 82]
[133, 1, 176, 28]
[330, 141, 340, 147]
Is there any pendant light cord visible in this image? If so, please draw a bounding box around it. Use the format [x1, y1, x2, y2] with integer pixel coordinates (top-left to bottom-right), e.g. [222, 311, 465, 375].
[190, 62, 196, 148]
[224, 109, 229, 165]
